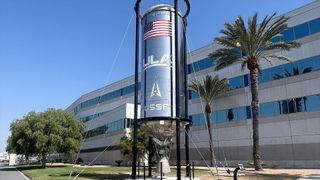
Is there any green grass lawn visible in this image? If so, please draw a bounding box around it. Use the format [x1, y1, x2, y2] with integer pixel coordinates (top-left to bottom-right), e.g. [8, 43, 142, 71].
[16, 163, 305, 180]
[16, 163, 211, 180]
[16, 164, 133, 180]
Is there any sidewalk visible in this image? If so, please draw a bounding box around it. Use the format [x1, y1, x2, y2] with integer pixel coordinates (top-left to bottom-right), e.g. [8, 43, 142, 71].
[0, 165, 29, 180]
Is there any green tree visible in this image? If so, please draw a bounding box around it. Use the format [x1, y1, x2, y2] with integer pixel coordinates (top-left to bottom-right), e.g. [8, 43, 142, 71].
[188, 75, 229, 167]
[209, 13, 300, 170]
[7, 109, 84, 168]
[118, 128, 153, 163]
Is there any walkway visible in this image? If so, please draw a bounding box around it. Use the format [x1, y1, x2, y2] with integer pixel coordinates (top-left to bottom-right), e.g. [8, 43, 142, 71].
[0, 164, 29, 180]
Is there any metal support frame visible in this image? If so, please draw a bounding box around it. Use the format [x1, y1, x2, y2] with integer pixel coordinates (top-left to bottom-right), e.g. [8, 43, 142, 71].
[132, 0, 190, 179]
[148, 136, 152, 177]
[132, 0, 141, 178]
[174, 0, 181, 179]
[185, 125, 190, 177]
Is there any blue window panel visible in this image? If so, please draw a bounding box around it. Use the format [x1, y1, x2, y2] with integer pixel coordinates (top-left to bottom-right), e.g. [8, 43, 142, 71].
[281, 28, 295, 41]
[192, 63, 200, 73]
[81, 97, 99, 109]
[294, 22, 310, 39]
[188, 58, 214, 74]
[199, 114, 206, 125]
[188, 64, 193, 74]
[246, 106, 251, 119]
[212, 111, 218, 123]
[244, 74, 249, 87]
[122, 84, 135, 95]
[229, 76, 244, 90]
[312, 56, 320, 71]
[305, 95, 320, 112]
[188, 90, 199, 100]
[100, 89, 122, 103]
[280, 100, 289, 114]
[273, 101, 281, 116]
[271, 65, 284, 80]
[216, 110, 227, 123]
[283, 63, 294, 77]
[236, 106, 247, 120]
[271, 36, 281, 43]
[191, 114, 199, 126]
[260, 102, 276, 117]
[259, 68, 272, 83]
[189, 115, 194, 125]
[198, 58, 213, 71]
[296, 58, 314, 74]
[100, 94, 110, 102]
[309, 18, 320, 34]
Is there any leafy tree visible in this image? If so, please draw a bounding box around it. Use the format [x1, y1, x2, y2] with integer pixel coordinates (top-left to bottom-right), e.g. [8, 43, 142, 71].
[118, 128, 154, 163]
[7, 109, 84, 168]
[188, 75, 229, 167]
[209, 13, 300, 170]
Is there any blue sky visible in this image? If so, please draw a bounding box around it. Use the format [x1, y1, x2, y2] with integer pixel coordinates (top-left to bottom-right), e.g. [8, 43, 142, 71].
[0, 0, 313, 152]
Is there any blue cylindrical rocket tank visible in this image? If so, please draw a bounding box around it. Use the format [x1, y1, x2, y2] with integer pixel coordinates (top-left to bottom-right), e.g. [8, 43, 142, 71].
[140, 4, 187, 140]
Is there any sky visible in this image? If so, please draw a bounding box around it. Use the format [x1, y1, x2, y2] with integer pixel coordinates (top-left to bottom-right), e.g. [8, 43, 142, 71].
[0, 0, 314, 152]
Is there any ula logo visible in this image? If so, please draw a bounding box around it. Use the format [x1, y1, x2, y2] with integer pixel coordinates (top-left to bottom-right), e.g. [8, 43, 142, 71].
[143, 54, 171, 70]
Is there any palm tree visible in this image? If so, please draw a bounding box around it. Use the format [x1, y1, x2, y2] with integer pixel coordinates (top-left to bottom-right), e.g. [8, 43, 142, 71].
[189, 75, 229, 168]
[209, 13, 300, 170]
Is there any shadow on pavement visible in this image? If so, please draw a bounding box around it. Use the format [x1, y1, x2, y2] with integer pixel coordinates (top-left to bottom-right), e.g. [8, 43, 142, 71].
[16, 165, 67, 171]
[50, 173, 131, 180]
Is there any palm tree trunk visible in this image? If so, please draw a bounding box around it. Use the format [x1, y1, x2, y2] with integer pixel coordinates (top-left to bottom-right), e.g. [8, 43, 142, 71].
[250, 69, 263, 171]
[205, 104, 217, 169]
[205, 105, 220, 178]
[206, 112, 214, 167]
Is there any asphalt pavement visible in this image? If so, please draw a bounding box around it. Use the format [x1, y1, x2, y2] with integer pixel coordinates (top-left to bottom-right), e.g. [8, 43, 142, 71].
[0, 163, 28, 180]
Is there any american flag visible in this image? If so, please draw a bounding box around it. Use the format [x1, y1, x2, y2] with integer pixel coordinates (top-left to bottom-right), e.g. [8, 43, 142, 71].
[143, 20, 172, 40]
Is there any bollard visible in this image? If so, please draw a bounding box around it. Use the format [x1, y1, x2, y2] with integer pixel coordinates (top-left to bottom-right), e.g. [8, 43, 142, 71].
[192, 162, 195, 179]
[143, 163, 146, 180]
[160, 162, 163, 180]
[233, 166, 240, 180]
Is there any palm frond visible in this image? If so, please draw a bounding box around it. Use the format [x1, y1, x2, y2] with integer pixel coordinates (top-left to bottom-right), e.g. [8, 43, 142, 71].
[262, 56, 273, 66]
[264, 41, 301, 51]
[209, 48, 243, 70]
[210, 12, 300, 72]
[263, 54, 292, 62]
[188, 75, 229, 105]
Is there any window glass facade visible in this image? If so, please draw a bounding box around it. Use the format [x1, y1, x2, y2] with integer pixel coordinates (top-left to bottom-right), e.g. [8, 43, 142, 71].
[189, 55, 320, 100]
[84, 125, 107, 139]
[229, 76, 244, 90]
[309, 18, 320, 34]
[294, 22, 310, 39]
[107, 119, 126, 133]
[190, 94, 320, 126]
[305, 95, 320, 112]
[186, 18, 320, 75]
[79, 83, 141, 110]
[79, 111, 109, 123]
[191, 106, 251, 125]
[188, 58, 215, 74]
